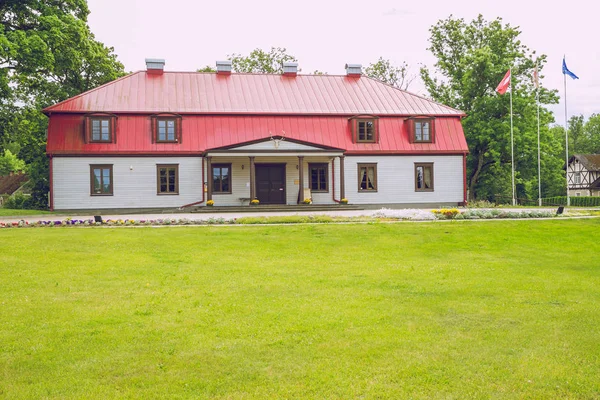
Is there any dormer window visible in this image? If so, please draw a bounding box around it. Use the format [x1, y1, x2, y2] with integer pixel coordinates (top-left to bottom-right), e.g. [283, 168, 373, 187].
[350, 116, 378, 143]
[91, 118, 112, 142]
[84, 114, 117, 144]
[157, 118, 177, 142]
[151, 114, 182, 144]
[410, 118, 434, 143]
[357, 119, 375, 142]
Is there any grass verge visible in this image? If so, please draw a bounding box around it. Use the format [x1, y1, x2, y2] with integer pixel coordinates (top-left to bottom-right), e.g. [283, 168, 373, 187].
[1, 219, 599, 398]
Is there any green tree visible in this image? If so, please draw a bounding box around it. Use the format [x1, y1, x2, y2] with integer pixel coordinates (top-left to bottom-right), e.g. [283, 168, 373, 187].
[421, 15, 562, 201]
[567, 115, 586, 154]
[584, 114, 600, 153]
[1, 0, 125, 208]
[365, 57, 413, 90]
[0, 149, 26, 175]
[228, 47, 297, 74]
[197, 65, 216, 73]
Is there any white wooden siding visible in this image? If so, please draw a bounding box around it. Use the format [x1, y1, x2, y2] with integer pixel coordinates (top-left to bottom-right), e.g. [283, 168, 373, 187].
[53, 157, 203, 209]
[344, 156, 463, 204]
[52, 155, 464, 209]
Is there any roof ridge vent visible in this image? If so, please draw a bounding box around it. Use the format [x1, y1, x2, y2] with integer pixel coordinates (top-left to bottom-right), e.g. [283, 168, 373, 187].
[146, 58, 165, 74]
[216, 60, 232, 75]
[282, 62, 298, 77]
[345, 63, 362, 77]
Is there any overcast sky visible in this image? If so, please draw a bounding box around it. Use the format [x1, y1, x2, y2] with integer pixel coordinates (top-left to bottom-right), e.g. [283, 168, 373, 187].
[87, 0, 597, 125]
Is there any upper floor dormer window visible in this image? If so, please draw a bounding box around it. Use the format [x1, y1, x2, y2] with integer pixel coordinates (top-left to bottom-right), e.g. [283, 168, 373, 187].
[151, 114, 182, 143]
[350, 116, 379, 143]
[91, 118, 112, 142]
[409, 117, 435, 143]
[157, 118, 177, 142]
[415, 120, 432, 142]
[84, 113, 117, 144]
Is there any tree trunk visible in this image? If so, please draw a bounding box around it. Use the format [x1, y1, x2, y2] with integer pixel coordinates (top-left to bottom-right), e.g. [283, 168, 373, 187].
[468, 152, 485, 201]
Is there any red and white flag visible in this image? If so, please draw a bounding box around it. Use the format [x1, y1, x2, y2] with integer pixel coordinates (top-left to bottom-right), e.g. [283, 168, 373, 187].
[533, 65, 539, 89]
[496, 69, 511, 95]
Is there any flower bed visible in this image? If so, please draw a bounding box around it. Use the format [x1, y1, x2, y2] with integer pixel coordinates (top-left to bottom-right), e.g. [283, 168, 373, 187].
[0, 217, 237, 228]
[0, 208, 559, 229]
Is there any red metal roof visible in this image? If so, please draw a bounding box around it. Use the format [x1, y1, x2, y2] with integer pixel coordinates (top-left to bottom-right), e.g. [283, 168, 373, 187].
[43, 71, 464, 116]
[46, 114, 468, 155]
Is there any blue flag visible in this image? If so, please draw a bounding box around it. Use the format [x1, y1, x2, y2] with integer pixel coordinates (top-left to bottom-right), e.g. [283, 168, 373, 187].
[562, 57, 579, 79]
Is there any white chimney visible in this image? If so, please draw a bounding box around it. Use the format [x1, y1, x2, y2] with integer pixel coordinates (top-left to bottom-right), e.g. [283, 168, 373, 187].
[146, 58, 165, 74]
[216, 60, 232, 75]
[345, 63, 362, 77]
[282, 62, 298, 76]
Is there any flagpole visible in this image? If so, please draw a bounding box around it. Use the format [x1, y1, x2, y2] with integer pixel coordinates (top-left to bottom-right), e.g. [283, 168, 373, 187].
[536, 69, 542, 207]
[563, 72, 570, 207]
[510, 68, 516, 206]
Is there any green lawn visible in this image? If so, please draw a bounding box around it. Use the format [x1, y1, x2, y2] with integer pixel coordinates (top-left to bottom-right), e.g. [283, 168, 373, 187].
[0, 208, 52, 217]
[1, 220, 599, 399]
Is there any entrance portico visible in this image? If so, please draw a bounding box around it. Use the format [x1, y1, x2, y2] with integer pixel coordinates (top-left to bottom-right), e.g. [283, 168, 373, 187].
[204, 137, 345, 206]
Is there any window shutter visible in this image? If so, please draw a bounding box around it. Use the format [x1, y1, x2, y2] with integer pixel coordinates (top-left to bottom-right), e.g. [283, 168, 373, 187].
[350, 119, 356, 143]
[151, 116, 157, 143]
[375, 118, 380, 143]
[112, 116, 118, 144]
[430, 120, 435, 143]
[177, 117, 182, 144]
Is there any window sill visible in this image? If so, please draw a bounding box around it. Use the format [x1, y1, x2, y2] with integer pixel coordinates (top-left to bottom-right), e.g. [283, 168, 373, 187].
[415, 189, 434, 192]
[157, 192, 179, 195]
[91, 193, 113, 196]
[156, 141, 179, 144]
[414, 140, 433, 144]
[358, 190, 378, 193]
[311, 190, 329, 193]
[212, 192, 232, 195]
[89, 141, 113, 144]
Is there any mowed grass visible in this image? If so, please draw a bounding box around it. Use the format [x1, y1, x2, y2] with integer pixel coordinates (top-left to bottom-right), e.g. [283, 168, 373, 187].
[0, 208, 52, 217]
[1, 220, 599, 399]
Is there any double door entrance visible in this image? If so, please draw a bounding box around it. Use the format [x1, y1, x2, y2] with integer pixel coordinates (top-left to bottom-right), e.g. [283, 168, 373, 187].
[255, 164, 286, 204]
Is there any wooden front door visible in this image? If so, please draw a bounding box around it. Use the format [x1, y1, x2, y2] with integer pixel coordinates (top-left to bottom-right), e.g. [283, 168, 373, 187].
[255, 164, 286, 204]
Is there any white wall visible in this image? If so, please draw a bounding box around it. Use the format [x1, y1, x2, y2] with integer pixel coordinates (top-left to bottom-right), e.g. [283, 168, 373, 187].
[53, 157, 203, 209]
[52, 155, 464, 209]
[344, 155, 464, 205]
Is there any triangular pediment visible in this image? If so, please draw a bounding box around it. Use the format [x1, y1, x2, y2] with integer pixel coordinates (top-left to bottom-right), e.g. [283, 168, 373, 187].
[207, 136, 344, 152]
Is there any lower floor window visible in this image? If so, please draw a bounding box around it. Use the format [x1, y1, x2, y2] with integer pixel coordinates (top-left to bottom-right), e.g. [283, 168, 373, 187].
[157, 164, 179, 194]
[358, 163, 377, 191]
[90, 165, 113, 195]
[309, 163, 329, 192]
[415, 163, 434, 191]
[212, 163, 231, 194]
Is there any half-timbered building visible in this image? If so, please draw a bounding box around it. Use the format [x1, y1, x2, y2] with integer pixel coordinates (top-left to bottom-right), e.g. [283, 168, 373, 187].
[566, 154, 600, 197]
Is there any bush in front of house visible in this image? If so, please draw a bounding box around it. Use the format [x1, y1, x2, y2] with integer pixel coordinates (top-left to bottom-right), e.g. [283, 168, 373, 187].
[543, 196, 600, 207]
[3, 193, 34, 209]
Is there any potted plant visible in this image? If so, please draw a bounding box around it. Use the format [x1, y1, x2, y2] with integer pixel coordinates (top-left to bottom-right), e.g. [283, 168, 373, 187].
[250, 199, 260, 206]
[302, 198, 312, 205]
[340, 198, 348, 205]
[206, 200, 215, 207]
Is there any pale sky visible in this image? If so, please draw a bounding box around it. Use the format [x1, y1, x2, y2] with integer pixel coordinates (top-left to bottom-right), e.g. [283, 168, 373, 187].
[87, 0, 597, 125]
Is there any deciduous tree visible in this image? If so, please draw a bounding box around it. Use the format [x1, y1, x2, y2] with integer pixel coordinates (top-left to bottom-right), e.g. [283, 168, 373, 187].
[421, 15, 562, 201]
[228, 47, 297, 74]
[365, 57, 413, 90]
[0, 0, 125, 208]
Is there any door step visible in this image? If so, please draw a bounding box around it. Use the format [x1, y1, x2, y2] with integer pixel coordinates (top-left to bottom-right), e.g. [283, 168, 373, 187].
[189, 204, 364, 213]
